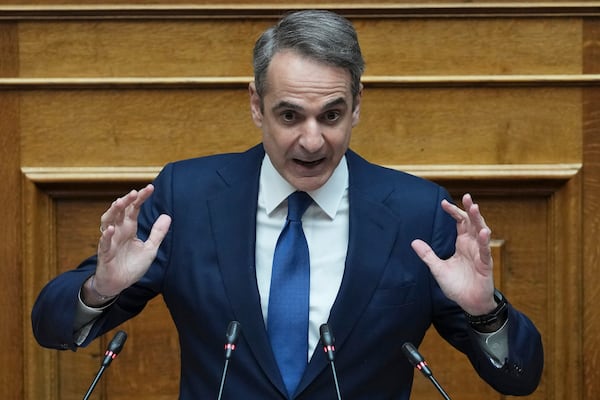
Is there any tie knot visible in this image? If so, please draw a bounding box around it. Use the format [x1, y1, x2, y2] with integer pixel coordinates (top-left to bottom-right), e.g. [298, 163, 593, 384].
[287, 191, 312, 222]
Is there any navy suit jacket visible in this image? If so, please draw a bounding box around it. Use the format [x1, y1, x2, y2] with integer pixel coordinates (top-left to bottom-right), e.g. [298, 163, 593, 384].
[32, 144, 543, 399]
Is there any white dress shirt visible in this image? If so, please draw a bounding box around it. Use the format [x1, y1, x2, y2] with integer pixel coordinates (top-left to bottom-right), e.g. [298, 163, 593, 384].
[256, 155, 349, 361]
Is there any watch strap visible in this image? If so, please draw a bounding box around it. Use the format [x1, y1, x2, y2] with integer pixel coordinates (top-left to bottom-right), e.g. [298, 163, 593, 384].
[465, 288, 509, 333]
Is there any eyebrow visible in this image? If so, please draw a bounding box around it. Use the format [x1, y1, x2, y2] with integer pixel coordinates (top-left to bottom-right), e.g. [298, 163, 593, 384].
[271, 97, 348, 114]
[272, 101, 303, 113]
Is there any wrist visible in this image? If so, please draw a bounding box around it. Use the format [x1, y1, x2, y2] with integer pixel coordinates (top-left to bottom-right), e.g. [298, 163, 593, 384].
[464, 288, 508, 333]
[82, 275, 119, 306]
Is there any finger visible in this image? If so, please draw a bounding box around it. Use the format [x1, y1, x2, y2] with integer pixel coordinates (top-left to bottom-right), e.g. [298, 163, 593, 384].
[126, 184, 155, 223]
[99, 202, 116, 232]
[441, 199, 469, 229]
[97, 224, 116, 256]
[100, 185, 153, 231]
[132, 184, 155, 209]
[461, 193, 474, 211]
[466, 202, 491, 238]
[477, 227, 493, 266]
[411, 239, 443, 274]
[100, 190, 139, 230]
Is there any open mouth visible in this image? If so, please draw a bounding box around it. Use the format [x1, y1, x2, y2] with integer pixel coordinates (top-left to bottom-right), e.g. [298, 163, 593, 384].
[295, 158, 324, 167]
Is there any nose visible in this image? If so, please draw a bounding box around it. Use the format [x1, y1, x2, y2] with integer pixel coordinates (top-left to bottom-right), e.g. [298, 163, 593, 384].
[298, 119, 325, 152]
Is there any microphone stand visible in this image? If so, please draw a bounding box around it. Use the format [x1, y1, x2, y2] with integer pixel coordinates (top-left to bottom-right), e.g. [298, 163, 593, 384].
[329, 360, 342, 400]
[217, 359, 231, 400]
[83, 366, 107, 400]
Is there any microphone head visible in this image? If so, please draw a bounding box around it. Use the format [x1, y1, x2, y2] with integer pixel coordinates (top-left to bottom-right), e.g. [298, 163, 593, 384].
[226, 321, 241, 345]
[108, 330, 128, 353]
[102, 330, 127, 367]
[319, 323, 336, 362]
[402, 342, 432, 377]
[402, 342, 423, 367]
[319, 323, 335, 347]
[224, 321, 241, 359]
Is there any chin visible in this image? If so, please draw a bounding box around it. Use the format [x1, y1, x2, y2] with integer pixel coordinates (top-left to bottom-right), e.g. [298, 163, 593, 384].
[290, 176, 329, 192]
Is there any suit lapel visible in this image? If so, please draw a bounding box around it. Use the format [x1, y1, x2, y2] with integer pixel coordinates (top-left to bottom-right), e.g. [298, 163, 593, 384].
[298, 151, 402, 394]
[207, 145, 288, 395]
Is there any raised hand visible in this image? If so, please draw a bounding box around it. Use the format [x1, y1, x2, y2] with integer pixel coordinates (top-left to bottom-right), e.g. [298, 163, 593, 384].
[411, 193, 497, 316]
[83, 184, 171, 305]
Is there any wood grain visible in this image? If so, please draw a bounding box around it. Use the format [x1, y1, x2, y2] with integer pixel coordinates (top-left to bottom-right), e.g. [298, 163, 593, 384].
[6, 3, 598, 399]
[0, 21, 23, 400]
[16, 17, 580, 77]
[582, 18, 600, 400]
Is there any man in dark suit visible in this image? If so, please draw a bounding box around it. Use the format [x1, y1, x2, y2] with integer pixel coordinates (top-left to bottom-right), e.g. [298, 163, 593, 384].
[32, 9, 543, 399]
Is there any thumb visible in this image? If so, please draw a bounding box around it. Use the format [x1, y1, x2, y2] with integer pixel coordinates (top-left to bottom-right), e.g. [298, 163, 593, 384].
[147, 214, 172, 249]
[411, 239, 443, 274]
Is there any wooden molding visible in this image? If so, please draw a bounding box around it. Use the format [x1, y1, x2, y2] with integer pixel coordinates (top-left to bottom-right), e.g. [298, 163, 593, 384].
[22, 176, 59, 400]
[2, 3, 600, 20]
[21, 163, 581, 199]
[2, 76, 600, 90]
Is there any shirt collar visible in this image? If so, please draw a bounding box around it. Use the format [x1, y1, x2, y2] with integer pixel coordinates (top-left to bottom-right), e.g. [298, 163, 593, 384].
[260, 154, 349, 219]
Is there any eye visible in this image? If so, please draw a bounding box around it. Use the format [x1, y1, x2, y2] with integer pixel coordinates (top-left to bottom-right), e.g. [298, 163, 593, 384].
[322, 110, 341, 123]
[280, 110, 297, 123]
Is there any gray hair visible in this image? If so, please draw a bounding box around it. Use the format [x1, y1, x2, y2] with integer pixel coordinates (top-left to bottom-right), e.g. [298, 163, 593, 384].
[252, 10, 365, 100]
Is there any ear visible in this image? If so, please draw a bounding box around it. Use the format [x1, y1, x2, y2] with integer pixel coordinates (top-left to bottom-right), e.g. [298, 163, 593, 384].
[351, 83, 363, 127]
[249, 82, 263, 128]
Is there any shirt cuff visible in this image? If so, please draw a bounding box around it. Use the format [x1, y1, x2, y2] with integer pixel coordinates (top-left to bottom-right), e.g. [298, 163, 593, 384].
[74, 288, 116, 345]
[473, 317, 509, 368]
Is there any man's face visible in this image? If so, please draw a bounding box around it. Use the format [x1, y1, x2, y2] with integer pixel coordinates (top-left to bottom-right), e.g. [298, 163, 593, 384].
[249, 50, 362, 192]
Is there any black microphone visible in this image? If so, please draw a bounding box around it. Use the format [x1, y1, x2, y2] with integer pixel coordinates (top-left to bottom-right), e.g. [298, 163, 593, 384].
[217, 321, 241, 400]
[319, 324, 342, 400]
[402, 342, 451, 400]
[83, 330, 127, 400]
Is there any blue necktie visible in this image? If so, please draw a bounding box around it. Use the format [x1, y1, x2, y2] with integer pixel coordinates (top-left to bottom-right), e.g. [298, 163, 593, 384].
[267, 191, 312, 397]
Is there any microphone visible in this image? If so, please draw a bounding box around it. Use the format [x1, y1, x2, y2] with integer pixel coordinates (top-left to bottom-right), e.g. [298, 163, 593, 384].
[319, 324, 342, 400]
[83, 330, 128, 400]
[217, 321, 241, 400]
[402, 342, 451, 400]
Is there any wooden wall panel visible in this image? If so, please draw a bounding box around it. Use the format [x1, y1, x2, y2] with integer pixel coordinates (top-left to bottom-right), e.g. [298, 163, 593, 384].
[582, 19, 600, 400]
[17, 17, 580, 77]
[23, 170, 578, 400]
[19, 89, 257, 167]
[22, 177, 55, 400]
[0, 20, 22, 400]
[18, 20, 264, 77]
[356, 86, 581, 165]
[18, 86, 582, 167]
[3, 2, 597, 400]
[548, 171, 583, 400]
[356, 17, 581, 76]
[54, 199, 113, 400]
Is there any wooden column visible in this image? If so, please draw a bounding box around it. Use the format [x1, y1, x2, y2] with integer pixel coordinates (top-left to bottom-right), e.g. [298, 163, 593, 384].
[0, 21, 23, 400]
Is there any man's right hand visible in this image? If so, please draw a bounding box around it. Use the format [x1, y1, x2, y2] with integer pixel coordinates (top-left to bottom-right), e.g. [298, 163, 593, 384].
[82, 184, 172, 306]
